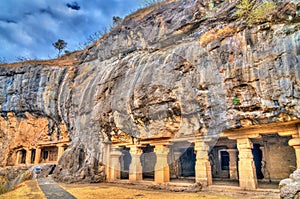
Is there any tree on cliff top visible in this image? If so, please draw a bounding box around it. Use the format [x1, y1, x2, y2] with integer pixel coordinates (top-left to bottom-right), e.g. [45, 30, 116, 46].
[53, 39, 67, 57]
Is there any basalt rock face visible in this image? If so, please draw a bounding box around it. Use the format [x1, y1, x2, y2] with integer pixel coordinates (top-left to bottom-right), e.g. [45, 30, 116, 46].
[0, 0, 300, 183]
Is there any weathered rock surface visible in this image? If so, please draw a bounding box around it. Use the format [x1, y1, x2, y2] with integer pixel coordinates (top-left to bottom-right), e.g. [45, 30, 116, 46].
[280, 169, 300, 199]
[0, 0, 299, 182]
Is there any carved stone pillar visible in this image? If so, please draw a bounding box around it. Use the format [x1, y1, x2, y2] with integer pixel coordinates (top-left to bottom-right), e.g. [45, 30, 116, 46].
[34, 147, 41, 164]
[237, 138, 257, 190]
[227, 149, 238, 180]
[104, 142, 112, 181]
[194, 141, 212, 187]
[25, 149, 31, 165]
[57, 145, 65, 161]
[129, 146, 143, 182]
[289, 138, 300, 168]
[108, 147, 122, 181]
[16, 150, 21, 165]
[154, 144, 170, 184]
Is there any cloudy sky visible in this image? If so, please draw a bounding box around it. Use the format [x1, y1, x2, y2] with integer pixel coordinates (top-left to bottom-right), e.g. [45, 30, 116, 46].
[0, 0, 141, 63]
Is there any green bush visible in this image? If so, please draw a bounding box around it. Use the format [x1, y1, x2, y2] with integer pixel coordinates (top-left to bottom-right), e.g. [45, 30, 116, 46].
[233, 96, 240, 105]
[235, 0, 276, 24]
[248, 1, 276, 24]
[235, 0, 253, 19]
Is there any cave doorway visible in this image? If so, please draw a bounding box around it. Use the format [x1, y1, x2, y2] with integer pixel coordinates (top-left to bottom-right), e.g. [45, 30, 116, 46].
[210, 146, 230, 179]
[141, 144, 156, 180]
[31, 149, 36, 164]
[252, 144, 264, 179]
[20, 149, 26, 164]
[41, 146, 58, 163]
[220, 150, 230, 172]
[120, 147, 131, 179]
[179, 147, 196, 177]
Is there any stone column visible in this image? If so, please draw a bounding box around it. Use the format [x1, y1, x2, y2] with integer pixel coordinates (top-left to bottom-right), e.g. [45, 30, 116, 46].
[194, 141, 212, 187]
[227, 149, 238, 180]
[34, 147, 41, 164]
[108, 147, 122, 181]
[289, 138, 300, 168]
[57, 145, 65, 161]
[104, 142, 112, 181]
[154, 144, 170, 184]
[16, 150, 21, 165]
[237, 138, 257, 190]
[25, 149, 31, 165]
[129, 146, 143, 182]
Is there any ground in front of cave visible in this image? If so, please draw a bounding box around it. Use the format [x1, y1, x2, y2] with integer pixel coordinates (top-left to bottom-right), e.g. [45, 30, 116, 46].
[0, 178, 280, 199]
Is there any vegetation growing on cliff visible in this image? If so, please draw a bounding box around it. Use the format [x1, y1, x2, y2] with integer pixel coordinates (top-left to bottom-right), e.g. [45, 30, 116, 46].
[236, 0, 277, 24]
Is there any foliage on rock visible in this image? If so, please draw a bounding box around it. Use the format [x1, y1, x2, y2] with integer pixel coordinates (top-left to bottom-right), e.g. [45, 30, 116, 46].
[236, 0, 277, 24]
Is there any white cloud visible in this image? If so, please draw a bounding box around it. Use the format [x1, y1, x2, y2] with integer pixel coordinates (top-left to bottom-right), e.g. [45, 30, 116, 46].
[0, 0, 140, 62]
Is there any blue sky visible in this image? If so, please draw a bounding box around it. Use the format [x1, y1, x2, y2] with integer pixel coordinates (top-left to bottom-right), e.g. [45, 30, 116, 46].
[0, 0, 141, 63]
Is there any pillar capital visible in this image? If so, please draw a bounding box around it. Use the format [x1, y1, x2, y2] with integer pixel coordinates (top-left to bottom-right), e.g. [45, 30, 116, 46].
[129, 145, 143, 155]
[154, 144, 169, 154]
[289, 138, 300, 147]
[237, 138, 253, 149]
[111, 147, 123, 156]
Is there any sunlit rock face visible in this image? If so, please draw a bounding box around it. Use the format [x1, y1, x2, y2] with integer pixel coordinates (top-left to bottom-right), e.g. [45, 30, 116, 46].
[0, 0, 299, 182]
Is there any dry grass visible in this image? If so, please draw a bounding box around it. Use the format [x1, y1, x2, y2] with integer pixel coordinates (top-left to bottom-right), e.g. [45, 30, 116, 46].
[199, 26, 237, 47]
[0, 50, 83, 68]
[0, 180, 45, 199]
[61, 183, 234, 199]
[124, 0, 176, 23]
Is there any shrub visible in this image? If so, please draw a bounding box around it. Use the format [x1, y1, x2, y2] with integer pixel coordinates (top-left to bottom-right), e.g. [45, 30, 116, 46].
[235, 0, 253, 20]
[235, 0, 276, 24]
[248, 1, 276, 24]
[233, 96, 240, 105]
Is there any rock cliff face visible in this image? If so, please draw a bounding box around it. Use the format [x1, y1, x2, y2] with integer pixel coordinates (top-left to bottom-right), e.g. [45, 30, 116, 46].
[0, 0, 299, 182]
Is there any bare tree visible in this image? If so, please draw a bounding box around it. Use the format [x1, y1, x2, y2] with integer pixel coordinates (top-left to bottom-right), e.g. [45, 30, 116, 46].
[53, 39, 67, 57]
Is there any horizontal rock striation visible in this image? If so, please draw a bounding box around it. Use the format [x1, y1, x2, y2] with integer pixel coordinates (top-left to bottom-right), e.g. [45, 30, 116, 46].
[0, 0, 299, 182]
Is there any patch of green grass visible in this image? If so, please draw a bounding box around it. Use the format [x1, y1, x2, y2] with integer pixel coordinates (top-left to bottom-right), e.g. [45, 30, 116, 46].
[233, 96, 240, 105]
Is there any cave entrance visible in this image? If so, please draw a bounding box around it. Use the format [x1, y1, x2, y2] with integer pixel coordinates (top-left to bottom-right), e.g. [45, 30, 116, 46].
[141, 144, 156, 181]
[169, 141, 195, 183]
[179, 147, 196, 177]
[210, 146, 231, 180]
[252, 143, 264, 180]
[31, 149, 36, 164]
[120, 147, 131, 180]
[41, 146, 58, 163]
[20, 149, 26, 164]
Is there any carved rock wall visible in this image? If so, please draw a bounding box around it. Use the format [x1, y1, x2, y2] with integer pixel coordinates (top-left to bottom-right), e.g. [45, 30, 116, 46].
[0, 0, 299, 182]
